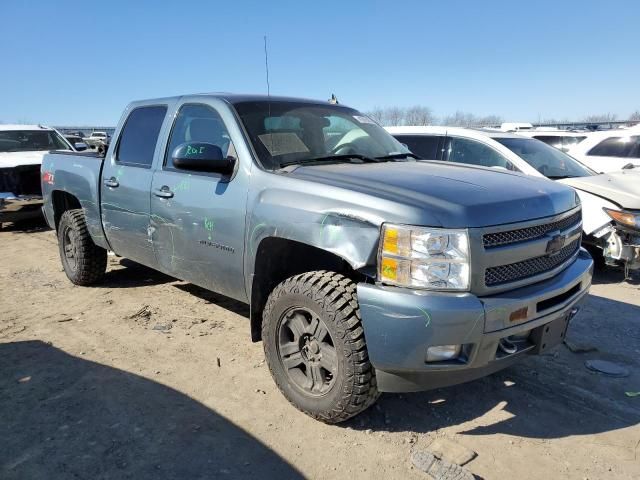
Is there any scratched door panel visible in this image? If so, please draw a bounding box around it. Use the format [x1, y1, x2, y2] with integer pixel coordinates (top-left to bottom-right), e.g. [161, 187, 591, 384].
[150, 169, 247, 300]
[101, 164, 156, 265]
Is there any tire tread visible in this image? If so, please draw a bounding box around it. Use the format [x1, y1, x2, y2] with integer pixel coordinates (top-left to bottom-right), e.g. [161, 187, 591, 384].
[58, 209, 107, 285]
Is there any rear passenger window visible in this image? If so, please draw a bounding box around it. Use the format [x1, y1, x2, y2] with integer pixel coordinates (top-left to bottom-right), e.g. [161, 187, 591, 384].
[394, 135, 441, 160]
[165, 104, 232, 170]
[116, 105, 167, 167]
[447, 137, 514, 170]
[587, 136, 640, 158]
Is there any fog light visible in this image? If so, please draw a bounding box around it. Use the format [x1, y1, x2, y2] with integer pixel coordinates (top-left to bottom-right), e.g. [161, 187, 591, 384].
[426, 345, 462, 362]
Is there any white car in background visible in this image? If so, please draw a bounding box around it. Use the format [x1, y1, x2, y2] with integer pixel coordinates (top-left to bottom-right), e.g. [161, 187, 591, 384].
[83, 131, 110, 150]
[387, 126, 640, 277]
[0, 125, 74, 226]
[515, 129, 588, 153]
[566, 126, 640, 173]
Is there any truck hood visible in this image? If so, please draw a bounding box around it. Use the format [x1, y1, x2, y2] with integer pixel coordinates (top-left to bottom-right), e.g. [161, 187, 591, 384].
[288, 161, 579, 228]
[558, 172, 640, 210]
[0, 151, 47, 169]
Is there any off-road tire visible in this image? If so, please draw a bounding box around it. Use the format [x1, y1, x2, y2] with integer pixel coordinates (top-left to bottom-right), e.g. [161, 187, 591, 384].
[262, 270, 380, 423]
[58, 209, 107, 285]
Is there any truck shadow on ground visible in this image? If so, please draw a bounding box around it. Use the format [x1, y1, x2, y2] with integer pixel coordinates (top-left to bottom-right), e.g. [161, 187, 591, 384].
[98, 258, 251, 318]
[347, 292, 640, 441]
[99, 258, 176, 288]
[0, 340, 303, 480]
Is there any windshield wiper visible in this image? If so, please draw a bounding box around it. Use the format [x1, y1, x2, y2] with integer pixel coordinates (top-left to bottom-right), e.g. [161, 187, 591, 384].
[547, 175, 573, 180]
[279, 154, 382, 168]
[375, 152, 420, 160]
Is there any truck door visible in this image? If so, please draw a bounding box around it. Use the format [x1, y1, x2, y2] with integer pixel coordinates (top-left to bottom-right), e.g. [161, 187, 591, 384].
[150, 101, 249, 301]
[101, 105, 167, 267]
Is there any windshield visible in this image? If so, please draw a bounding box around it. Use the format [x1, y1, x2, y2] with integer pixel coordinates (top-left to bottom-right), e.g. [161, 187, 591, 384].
[494, 137, 595, 178]
[92, 132, 106, 137]
[232, 101, 410, 169]
[0, 130, 69, 153]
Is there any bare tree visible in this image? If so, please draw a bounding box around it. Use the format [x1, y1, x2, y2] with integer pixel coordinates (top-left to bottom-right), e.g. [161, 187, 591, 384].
[582, 113, 617, 123]
[476, 114, 503, 126]
[442, 111, 475, 127]
[629, 110, 640, 121]
[367, 106, 501, 127]
[404, 106, 435, 126]
[384, 107, 405, 126]
[441, 111, 503, 127]
[367, 107, 385, 125]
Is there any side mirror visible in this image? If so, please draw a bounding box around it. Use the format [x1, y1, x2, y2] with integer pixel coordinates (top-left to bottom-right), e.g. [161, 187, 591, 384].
[74, 142, 88, 151]
[172, 142, 235, 174]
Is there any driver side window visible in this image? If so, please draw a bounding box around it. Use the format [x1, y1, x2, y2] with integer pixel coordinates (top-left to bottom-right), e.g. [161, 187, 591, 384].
[165, 104, 232, 169]
[447, 137, 514, 170]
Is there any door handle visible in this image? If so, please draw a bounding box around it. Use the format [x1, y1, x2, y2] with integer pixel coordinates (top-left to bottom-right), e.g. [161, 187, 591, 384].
[153, 186, 174, 199]
[104, 177, 119, 188]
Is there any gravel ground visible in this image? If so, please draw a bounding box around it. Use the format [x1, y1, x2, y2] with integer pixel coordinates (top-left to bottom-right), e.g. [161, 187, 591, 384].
[1, 219, 639, 479]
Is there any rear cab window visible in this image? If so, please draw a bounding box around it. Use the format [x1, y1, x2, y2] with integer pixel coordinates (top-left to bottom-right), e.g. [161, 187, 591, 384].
[116, 106, 167, 167]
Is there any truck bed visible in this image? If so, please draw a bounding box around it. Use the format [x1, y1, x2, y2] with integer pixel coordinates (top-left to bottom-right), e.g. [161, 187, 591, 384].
[41, 150, 108, 249]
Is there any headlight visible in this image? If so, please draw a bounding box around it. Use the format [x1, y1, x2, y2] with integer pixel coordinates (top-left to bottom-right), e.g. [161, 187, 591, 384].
[379, 224, 470, 290]
[603, 208, 639, 229]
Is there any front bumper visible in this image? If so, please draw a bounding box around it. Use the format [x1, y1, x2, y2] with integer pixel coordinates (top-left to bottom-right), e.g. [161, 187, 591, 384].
[357, 248, 594, 392]
[0, 192, 44, 223]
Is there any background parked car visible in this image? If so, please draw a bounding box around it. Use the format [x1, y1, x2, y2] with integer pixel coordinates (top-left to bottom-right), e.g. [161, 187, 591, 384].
[516, 129, 588, 152]
[388, 126, 640, 277]
[63, 134, 88, 151]
[567, 126, 640, 172]
[0, 125, 73, 226]
[83, 131, 111, 149]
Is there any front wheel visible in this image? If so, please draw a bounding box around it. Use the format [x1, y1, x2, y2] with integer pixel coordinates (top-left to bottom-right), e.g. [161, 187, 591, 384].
[58, 209, 107, 285]
[262, 271, 379, 423]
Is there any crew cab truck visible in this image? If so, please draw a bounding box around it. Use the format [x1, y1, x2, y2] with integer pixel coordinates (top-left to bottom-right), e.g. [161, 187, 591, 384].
[42, 94, 593, 423]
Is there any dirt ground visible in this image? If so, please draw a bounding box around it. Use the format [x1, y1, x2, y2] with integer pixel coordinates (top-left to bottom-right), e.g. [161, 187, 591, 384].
[1, 219, 639, 480]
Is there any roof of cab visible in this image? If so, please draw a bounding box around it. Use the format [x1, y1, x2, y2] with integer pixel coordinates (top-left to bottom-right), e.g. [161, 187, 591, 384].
[128, 93, 342, 107]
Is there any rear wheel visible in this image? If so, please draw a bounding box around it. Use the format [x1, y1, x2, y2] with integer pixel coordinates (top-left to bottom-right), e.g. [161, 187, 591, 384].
[262, 271, 379, 423]
[58, 209, 107, 285]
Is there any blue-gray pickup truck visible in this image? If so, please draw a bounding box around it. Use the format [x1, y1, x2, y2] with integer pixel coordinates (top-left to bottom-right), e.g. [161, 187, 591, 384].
[42, 94, 593, 423]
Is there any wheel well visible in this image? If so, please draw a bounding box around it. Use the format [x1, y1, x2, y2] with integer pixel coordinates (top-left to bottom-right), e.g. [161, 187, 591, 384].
[52, 190, 82, 230]
[249, 237, 365, 342]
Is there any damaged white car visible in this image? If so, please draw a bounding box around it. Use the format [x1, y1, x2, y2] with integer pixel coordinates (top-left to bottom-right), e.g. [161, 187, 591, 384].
[388, 126, 640, 278]
[0, 125, 74, 226]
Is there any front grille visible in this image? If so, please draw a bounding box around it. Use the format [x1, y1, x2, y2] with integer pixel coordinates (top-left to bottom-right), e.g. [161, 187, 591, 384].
[483, 211, 581, 248]
[0, 166, 42, 196]
[485, 239, 580, 286]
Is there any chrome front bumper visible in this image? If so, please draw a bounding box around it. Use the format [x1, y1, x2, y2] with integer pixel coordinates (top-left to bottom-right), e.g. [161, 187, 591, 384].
[0, 192, 44, 222]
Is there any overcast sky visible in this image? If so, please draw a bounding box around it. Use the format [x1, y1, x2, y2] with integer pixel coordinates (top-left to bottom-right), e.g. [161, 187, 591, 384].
[1, 0, 638, 125]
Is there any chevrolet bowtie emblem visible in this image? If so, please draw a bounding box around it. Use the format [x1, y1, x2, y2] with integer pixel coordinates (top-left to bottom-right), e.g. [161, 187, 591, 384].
[546, 234, 566, 256]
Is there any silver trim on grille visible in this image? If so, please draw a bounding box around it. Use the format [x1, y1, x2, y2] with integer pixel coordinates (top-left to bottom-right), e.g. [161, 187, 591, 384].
[469, 207, 583, 295]
[483, 210, 581, 248]
[485, 239, 581, 286]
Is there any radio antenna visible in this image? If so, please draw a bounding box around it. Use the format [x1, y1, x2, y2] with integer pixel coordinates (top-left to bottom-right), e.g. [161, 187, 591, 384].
[263, 35, 271, 99]
[263, 35, 273, 152]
